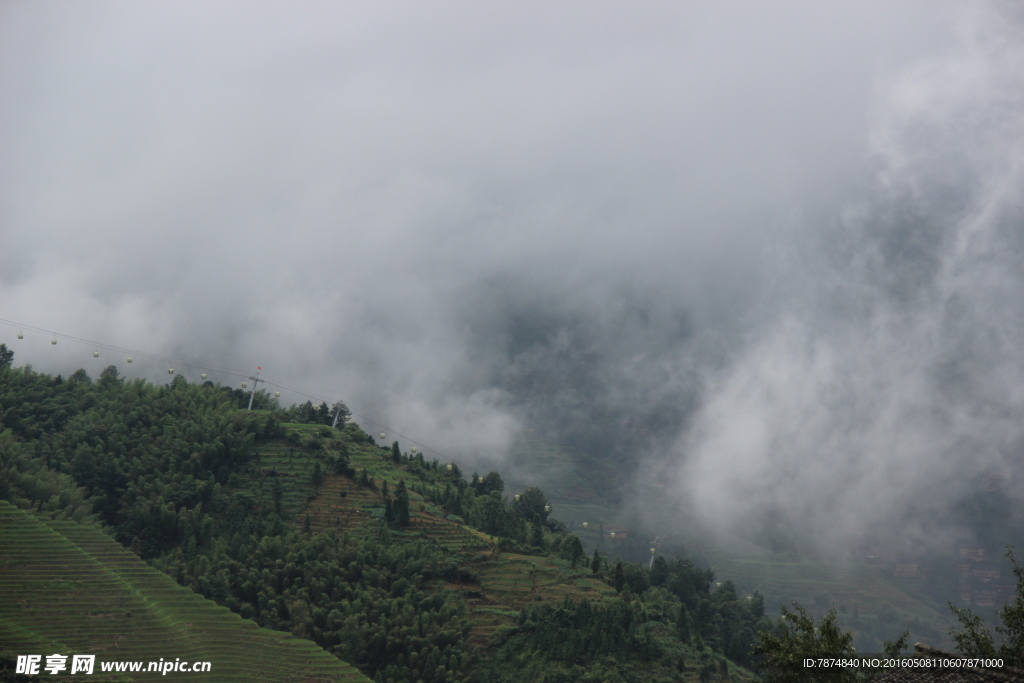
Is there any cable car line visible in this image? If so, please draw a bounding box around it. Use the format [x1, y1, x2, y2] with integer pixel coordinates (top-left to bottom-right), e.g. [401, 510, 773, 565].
[0, 317, 253, 381]
[0, 316, 450, 463]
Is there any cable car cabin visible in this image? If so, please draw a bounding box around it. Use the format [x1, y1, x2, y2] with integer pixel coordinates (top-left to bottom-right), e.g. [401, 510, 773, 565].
[201, 373, 207, 380]
[274, 391, 280, 397]
[514, 494, 520, 501]
[168, 368, 174, 375]
[93, 351, 99, 357]
[51, 338, 57, 345]
[380, 432, 386, 440]
[126, 357, 133, 363]
[446, 463, 453, 471]
[582, 522, 588, 529]
[241, 382, 247, 388]
[17, 332, 23, 339]
[411, 446, 417, 454]
[544, 505, 550, 513]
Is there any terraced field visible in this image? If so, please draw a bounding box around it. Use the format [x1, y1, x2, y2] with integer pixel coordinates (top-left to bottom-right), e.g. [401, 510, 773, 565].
[0, 501, 370, 682]
[258, 425, 620, 649]
[249, 441, 331, 517]
[304, 472, 381, 533]
[476, 554, 611, 606]
[267, 424, 493, 549]
[304, 471, 494, 553]
[453, 554, 616, 647]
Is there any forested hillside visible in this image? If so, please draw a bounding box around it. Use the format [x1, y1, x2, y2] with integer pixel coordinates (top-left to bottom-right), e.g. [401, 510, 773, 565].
[0, 354, 768, 682]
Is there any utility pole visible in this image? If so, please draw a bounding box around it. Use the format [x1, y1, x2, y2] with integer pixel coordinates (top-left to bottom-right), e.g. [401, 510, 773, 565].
[246, 367, 264, 411]
[330, 401, 350, 428]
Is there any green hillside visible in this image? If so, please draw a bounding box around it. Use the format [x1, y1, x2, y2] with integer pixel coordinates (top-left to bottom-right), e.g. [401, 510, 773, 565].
[0, 362, 765, 681]
[222, 423, 688, 656]
[0, 500, 369, 682]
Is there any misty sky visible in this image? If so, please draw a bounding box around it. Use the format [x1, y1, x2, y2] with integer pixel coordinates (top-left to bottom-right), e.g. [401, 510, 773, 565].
[2, 1, 1022, 554]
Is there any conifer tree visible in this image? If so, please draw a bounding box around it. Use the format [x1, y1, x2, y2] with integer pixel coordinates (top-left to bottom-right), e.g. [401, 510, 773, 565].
[563, 535, 584, 567]
[395, 480, 410, 527]
[613, 561, 625, 593]
[530, 521, 544, 549]
[678, 605, 691, 643]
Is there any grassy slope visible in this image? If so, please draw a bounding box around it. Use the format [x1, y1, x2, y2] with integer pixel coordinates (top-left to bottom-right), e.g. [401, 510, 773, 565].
[0, 500, 370, 683]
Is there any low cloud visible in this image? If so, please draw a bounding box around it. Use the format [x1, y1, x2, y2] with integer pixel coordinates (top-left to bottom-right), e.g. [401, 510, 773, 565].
[675, 7, 1024, 555]
[2, 1, 1021, 554]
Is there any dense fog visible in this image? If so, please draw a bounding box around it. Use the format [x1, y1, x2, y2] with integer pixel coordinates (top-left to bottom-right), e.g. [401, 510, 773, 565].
[3, 1, 1022, 556]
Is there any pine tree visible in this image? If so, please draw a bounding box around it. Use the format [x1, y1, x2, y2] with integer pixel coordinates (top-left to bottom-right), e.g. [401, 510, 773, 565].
[591, 548, 602, 574]
[391, 441, 401, 464]
[613, 562, 625, 593]
[678, 605, 691, 643]
[563, 535, 584, 567]
[395, 480, 410, 527]
[530, 522, 545, 549]
[382, 481, 393, 525]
